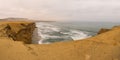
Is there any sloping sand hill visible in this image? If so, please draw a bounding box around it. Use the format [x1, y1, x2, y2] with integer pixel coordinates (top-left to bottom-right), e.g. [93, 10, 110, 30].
[0, 21, 120, 60]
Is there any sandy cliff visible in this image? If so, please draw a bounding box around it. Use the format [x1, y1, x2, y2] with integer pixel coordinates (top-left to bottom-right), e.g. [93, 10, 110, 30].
[0, 21, 120, 60]
[0, 21, 35, 44]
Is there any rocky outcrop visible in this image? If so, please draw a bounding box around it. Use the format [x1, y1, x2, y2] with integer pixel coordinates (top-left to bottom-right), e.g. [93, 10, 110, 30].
[0, 22, 120, 60]
[97, 28, 110, 34]
[0, 21, 35, 44]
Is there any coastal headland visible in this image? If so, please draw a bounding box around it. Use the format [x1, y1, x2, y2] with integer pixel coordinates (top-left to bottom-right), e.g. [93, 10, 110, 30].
[0, 21, 120, 60]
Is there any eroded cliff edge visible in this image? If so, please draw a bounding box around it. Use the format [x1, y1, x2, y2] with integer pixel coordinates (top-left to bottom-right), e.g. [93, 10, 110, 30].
[0, 22, 120, 60]
[0, 21, 35, 44]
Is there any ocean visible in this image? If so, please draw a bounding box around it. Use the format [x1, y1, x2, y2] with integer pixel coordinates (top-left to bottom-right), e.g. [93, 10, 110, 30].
[32, 21, 120, 44]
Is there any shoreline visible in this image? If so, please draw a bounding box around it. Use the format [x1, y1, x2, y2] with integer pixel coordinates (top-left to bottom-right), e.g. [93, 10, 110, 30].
[0, 21, 120, 60]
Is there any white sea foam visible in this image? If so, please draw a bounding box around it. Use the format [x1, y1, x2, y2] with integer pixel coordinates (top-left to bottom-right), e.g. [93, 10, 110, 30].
[32, 22, 94, 44]
[69, 30, 91, 40]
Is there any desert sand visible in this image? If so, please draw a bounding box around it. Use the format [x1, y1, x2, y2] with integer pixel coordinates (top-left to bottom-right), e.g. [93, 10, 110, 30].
[0, 21, 120, 60]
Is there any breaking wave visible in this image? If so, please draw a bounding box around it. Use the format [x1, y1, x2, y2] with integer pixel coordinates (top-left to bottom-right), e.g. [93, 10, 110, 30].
[32, 22, 95, 44]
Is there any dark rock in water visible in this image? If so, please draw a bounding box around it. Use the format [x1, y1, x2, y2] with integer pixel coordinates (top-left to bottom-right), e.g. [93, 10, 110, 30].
[97, 28, 110, 34]
[0, 21, 36, 44]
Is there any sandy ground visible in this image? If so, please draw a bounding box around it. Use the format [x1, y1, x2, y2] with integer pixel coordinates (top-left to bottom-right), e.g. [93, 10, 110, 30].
[0, 22, 120, 60]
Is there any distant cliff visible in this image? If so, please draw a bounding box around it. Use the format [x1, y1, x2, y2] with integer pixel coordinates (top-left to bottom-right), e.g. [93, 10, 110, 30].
[0, 18, 33, 21]
[0, 22, 120, 60]
[0, 17, 56, 22]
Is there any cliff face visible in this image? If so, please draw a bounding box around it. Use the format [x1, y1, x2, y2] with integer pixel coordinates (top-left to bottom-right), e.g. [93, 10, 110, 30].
[0, 22, 120, 60]
[0, 22, 35, 44]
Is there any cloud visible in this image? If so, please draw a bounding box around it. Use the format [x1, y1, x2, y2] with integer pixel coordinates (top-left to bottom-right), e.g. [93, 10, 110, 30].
[0, 0, 120, 21]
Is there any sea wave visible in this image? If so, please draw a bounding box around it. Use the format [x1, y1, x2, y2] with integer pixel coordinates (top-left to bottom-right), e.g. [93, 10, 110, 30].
[32, 22, 95, 44]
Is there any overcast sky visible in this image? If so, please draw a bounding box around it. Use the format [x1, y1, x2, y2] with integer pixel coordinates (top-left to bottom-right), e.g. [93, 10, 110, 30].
[0, 0, 120, 22]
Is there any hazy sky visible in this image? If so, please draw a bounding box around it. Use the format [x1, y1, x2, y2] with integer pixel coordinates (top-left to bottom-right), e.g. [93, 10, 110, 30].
[0, 0, 120, 22]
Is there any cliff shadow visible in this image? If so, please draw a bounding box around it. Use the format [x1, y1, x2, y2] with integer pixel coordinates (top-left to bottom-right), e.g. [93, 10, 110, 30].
[32, 28, 41, 44]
